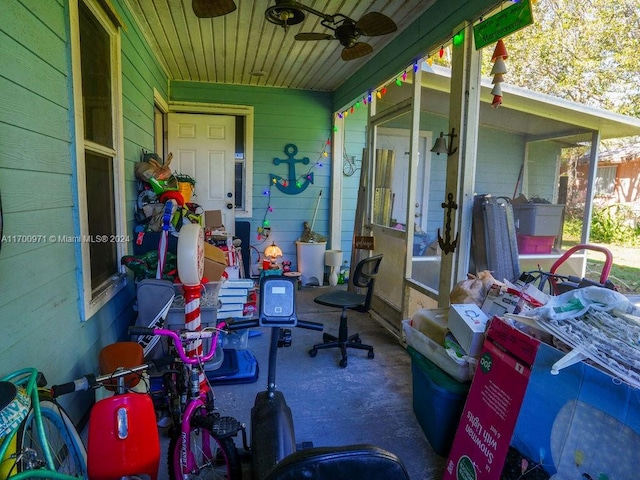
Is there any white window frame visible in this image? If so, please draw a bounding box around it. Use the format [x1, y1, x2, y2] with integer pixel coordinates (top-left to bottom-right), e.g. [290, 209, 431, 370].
[69, 0, 127, 320]
[154, 88, 169, 159]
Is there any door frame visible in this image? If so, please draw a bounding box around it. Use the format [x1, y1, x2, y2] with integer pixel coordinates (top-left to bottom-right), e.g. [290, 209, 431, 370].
[168, 101, 254, 218]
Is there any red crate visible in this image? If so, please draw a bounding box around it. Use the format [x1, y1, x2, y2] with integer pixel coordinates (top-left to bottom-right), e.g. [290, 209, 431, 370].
[517, 234, 555, 254]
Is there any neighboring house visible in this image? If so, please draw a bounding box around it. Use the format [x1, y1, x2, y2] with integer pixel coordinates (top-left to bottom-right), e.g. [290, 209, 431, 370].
[562, 145, 640, 206]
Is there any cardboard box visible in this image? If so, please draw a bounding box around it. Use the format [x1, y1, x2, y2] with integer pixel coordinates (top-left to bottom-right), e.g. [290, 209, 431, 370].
[480, 280, 549, 317]
[203, 242, 227, 281]
[444, 317, 640, 480]
[448, 304, 490, 357]
[204, 210, 224, 230]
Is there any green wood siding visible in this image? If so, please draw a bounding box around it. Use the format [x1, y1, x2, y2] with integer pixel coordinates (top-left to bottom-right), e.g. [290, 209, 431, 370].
[0, 0, 168, 423]
[171, 81, 332, 266]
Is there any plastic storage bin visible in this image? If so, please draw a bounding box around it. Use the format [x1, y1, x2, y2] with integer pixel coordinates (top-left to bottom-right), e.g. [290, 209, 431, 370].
[402, 319, 474, 383]
[295, 241, 326, 286]
[512, 203, 564, 236]
[221, 328, 249, 350]
[410, 308, 450, 346]
[516, 234, 556, 254]
[408, 346, 470, 457]
[166, 281, 221, 327]
[165, 282, 223, 371]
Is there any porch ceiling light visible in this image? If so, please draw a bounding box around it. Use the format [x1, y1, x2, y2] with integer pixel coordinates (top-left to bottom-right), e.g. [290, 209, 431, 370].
[431, 128, 458, 156]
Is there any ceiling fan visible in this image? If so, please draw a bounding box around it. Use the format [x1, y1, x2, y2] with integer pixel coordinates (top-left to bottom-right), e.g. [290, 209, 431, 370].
[192, 0, 397, 61]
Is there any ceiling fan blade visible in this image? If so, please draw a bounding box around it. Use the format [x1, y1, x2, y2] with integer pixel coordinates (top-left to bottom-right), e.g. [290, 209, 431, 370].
[341, 42, 373, 61]
[192, 0, 237, 18]
[356, 11, 397, 36]
[295, 32, 333, 41]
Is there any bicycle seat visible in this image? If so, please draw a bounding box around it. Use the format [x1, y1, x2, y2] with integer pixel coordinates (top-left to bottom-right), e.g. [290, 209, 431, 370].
[99, 342, 145, 391]
[263, 444, 411, 480]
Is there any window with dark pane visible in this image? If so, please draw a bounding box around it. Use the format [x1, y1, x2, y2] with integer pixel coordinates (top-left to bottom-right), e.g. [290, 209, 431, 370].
[79, 1, 112, 148]
[85, 151, 117, 290]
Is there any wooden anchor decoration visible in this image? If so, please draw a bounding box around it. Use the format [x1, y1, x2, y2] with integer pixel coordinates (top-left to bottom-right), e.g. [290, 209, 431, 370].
[270, 144, 313, 195]
[438, 192, 459, 254]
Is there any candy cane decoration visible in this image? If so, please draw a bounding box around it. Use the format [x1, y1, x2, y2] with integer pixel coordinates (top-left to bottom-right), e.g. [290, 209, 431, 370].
[177, 223, 207, 392]
[183, 284, 207, 391]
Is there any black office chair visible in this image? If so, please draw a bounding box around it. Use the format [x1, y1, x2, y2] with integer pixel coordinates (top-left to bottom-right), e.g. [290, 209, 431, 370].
[263, 444, 411, 480]
[309, 254, 383, 368]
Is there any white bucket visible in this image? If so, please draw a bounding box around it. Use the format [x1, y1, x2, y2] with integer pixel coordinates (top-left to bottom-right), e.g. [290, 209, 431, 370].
[295, 241, 326, 286]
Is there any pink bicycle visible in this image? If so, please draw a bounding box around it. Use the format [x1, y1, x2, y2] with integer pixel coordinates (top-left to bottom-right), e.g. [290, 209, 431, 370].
[129, 322, 245, 480]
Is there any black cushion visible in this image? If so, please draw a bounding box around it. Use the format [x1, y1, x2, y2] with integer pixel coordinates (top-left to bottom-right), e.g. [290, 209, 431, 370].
[263, 444, 411, 480]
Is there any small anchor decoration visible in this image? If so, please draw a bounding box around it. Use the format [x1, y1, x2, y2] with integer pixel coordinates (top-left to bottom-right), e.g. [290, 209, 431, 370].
[270, 144, 313, 195]
[438, 192, 459, 255]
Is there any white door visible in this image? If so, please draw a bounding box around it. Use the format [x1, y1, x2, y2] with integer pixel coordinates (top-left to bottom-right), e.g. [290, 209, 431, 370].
[168, 113, 236, 234]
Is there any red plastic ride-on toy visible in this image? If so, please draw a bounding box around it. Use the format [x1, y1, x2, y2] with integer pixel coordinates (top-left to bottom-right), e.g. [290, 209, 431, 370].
[522, 244, 616, 295]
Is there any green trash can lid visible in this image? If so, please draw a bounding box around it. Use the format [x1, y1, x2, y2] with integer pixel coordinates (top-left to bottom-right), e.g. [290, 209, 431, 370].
[407, 345, 470, 394]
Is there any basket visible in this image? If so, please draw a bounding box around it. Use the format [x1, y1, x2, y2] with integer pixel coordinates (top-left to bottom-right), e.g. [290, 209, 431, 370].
[178, 181, 194, 203]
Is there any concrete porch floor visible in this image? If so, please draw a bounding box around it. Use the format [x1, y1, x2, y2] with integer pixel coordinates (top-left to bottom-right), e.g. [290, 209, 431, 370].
[156, 284, 447, 480]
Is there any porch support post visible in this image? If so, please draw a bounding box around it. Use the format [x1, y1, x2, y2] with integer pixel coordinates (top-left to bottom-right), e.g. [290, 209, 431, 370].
[437, 22, 482, 306]
[581, 130, 601, 243]
[330, 115, 344, 250]
[404, 63, 423, 284]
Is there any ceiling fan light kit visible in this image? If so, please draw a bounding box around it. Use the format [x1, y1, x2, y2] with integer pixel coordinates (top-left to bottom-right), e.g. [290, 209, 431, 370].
[192, 0, 397, 61]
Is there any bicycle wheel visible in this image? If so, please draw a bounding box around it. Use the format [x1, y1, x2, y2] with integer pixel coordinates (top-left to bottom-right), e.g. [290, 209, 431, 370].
[16, 390, 88, 476]
[168, 412, 242, 480]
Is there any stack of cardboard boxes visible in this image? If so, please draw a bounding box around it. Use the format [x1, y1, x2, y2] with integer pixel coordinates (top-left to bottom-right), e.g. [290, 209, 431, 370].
[404, 277, 550, 458]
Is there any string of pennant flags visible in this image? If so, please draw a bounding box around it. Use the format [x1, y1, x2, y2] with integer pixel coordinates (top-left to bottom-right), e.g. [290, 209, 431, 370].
[334, 25, 515, 124]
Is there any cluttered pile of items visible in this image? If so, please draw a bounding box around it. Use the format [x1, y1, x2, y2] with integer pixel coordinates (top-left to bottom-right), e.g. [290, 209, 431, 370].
[404, 253, 640, 480]
[121, 152, 243, 284]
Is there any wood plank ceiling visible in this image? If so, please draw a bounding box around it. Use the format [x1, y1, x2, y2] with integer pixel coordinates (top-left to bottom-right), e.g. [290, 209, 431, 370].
[126, 0, 436, 91]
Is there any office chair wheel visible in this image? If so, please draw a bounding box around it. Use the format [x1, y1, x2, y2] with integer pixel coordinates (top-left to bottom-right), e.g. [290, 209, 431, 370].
[309, 348, 318, 357]
[368, 351, 375, 359]
[339, 358, 347, 368]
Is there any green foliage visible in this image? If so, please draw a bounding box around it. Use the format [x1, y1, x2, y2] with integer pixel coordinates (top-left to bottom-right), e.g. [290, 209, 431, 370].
[484, 0, 640, 118]
[565, 204, 640, 246]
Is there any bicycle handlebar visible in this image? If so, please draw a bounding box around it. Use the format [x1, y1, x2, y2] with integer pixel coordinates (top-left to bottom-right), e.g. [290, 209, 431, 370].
[296, 319, 324, 331]
[128, 323, 227, 366]
[50, 355, 175, 398]
[226, 318, 322, 331]
[50, 355, 174, 398]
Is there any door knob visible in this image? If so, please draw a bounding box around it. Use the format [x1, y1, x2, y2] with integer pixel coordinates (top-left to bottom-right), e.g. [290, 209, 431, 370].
[226, 203, 233, 209]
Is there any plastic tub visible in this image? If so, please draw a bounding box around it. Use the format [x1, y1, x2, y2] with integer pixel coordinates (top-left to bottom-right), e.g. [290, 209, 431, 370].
[221, 329, 249, 350]
[407, 346, 470, 457]
[512, 203, 564, 236]
[402, 319, 474, 383]
[295, 241, 326, 286]
[516, 234, 555, 254]
[410, 308, 450, 346]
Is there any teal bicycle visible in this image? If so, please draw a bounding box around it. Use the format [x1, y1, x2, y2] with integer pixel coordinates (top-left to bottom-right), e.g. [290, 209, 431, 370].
[0, 368, 87, 479]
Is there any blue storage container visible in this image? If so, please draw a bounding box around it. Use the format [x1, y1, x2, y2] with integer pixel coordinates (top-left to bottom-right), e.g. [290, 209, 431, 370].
[408, 346, 470, 457]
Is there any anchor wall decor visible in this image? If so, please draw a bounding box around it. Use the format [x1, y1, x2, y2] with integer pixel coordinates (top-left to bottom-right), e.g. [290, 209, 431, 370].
[270, 143, 314, 195]
[438, 192, 459, 254]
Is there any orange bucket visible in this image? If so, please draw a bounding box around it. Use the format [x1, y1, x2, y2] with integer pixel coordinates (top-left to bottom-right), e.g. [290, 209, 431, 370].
[178, 181, 194, 203]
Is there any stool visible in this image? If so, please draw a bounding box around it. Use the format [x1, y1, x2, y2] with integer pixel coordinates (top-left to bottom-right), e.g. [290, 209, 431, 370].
[284, 271, 302, 289]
